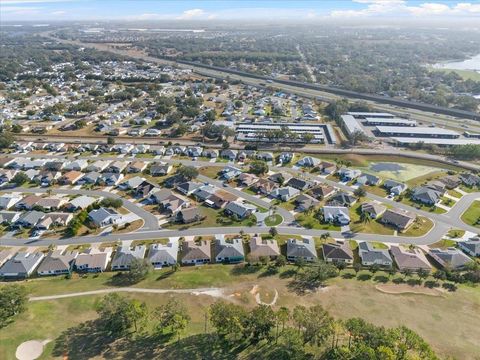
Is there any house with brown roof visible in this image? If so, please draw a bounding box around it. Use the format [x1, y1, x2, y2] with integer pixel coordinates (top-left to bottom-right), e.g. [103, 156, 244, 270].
[126, 161, 147, 173]
[238, 173, 259, 187]
[322, 242, 353, 264]
[310, 184, 335, 200]
[37, 250, 78, 276]
[176, 207, 203, 224]
[381, 209, 415, 231]
[248, 236, 280, 260]
[59, 170, 84, 185]
[36, 197, 67, 211]
[361, 202, 387, 219]
[182, 240, 211, 265]
[15, 195, 42, 210]
[390, 245, 432, 272]
[205, 190, 238, 209]
[251, 178, 278, 195]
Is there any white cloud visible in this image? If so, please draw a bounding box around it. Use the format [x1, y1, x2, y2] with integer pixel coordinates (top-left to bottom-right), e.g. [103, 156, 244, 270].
[1, 0, 68, 3]
[0, 5, 39, 12]
[331, 1, 480, 18]
[176, 8, 206, 20]
[51, 10, 66, 15]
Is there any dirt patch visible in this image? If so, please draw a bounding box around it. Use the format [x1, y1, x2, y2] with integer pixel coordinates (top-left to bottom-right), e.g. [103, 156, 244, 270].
[375, 284, 444, 296]
[250, 285, 279, 306]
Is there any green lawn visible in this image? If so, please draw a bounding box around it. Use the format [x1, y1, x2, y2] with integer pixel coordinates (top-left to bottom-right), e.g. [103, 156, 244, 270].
[429, 239, 457, 249]
[461, 200, 480, 228]
[295, 213, 341, 231]
[399, 197, 447, 214]
[447, 189, 463, 199]
[264, 214, 283, 226]
[447, 229, 465, 238]
[403, 217, 435, 237]
[431, 68, 480, 81]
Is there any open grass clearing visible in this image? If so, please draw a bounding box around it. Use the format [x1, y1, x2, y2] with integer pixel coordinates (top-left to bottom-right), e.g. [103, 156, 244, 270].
[461, 200, 480, 228]
[403, 216, 435, 237]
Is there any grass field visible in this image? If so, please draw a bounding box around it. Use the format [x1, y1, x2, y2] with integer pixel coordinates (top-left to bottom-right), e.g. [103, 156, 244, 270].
[349, 202, 395, 235]
[1, 268, 479, 360]
[431, 68, 480, 81]
[461, 200, 480, 228]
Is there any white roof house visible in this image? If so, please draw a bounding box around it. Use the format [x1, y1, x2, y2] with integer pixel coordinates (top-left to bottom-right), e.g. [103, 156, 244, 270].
[148, 238, 179, 269]
[0, 193, 23, 210]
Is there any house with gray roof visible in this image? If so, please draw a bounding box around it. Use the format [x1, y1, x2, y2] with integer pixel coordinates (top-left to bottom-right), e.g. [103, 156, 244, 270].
[88, 208, 124, 228]
[182, 240, 212, 265]
[411, 186, 442, 205]
[249, 236, 280, 260]
[111, 245, 147, 270]
[75, 248, 113, 273]
[356, 173, 381, 186]
[458, 238, 480, 257]
[287, 238, 317, 262]
[224, 201, 257, 219]
[66, 195, 97, 212]
[323, 206, 350, 225]
[358, 242, 392, 267]
[361, 202, 387, 219]
[0, 194, 23, 210]
[78, 172, 101, 185]
[0, 252, 45, 278]
[295, 194, 320, 212]
[85, 160, 111, 173]
[14, 210, 45, 228]
[338, 168, 361, 182]
[429, 248, 473, 270]
[0, 250, 14, 268]
[327, 192, 357, 207]
[215, 236, 245, 263]
[389, 245, 432, 272]
[381, 209, 415, 231]
[37, 250, 78, 276]
[270, 186, 300, 202]
[118, 176, 145, 190]
[0, 211, 21, 224]
[148, 238, 179, 269]
[459, 173, 480, 187]
[296, 156, 320, 168]
[322, 242, 353, 264]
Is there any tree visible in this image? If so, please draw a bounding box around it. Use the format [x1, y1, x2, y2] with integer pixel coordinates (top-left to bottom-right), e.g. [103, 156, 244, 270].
[154, 298, 191, 338]
[96, 293, 146, 336]
[353, 186, 367, 198]
[360, 211, 371, 224]
[176, 165, 199, 180]
[292, 304, 334, 346]
[269, 226, 278, 237]
[209, 301, 247, 341]
[100, 197, 123, 209]
[126, 258, 153, 284]
[275, 255, 287, 267]
[107, 136, 115, 145]
[244, 305, 276, 343]
[249, 160, 269, 175]
[417, 268, 429, 280]
[0, 285, 28, 329]
[0, 131, 14, 150]
[11, 172, 30, 186]
[353, 262, 362, 274]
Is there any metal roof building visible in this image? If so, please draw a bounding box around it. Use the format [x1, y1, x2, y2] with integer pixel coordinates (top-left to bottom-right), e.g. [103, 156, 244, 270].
[375, 126, 460, 138]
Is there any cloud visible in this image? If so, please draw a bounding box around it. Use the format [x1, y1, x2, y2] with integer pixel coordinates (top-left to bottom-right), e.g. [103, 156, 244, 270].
[51, 10, 66, 15]
[176, 8, 206, 20]
[331, 1, 480, 18]
[1, 0, 69, 3]
[0, 5, 39, 13]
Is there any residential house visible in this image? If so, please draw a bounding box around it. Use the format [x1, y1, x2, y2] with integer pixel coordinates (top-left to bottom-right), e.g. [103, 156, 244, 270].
[186, 146, 203, 157]
[458, 238, 480, 257]
[88, 208, 124, 228]
[411, 186, 442, 205]
[215, 236, 245, 263]
[0, 194, 23, 210]
[159, 194, 190, 215]
[148, 239, 179, 269]
[33, 171, 61, 187]
[43, 161, 64, 172]
[36, 196, 66, 211]
[15, 195, 42, 210]
[440, 175, 461, 190]
[251, 178, 278, 195]
[323, 206, 350, 225]
[63, 159, 88, 172]
[150, 163, 173, 177]
[358, 242, 393, 267]
[126, 161, 147, 173]
[221, 149, 238, 161]
[356, 173, 381, 186]
[224, 201, 257, 219]
[119, 176, 145, 191]
[322, 242, 354, 264]
[78, 172, 101, 185]
[219, 165, 242, 180]
[134, 180, 158, 198]
[257, 152, 274, 162]
[14, 211, 45, 228]
[176, 207, 203, 224]
[459, 173, 480, 187]
[318, 161, 337, 175]
[327, 192, 357, 207]
[338, 168, 361, 182]
[248, 236, 280, 260]
[238, 173, 259, 187]
[75, 248, 113, 273]
[0, 211, 21, 225]
[205, 191, 238, 209]
[268, 172, 292, 184]
[278, 152, 293, 164]
[111, 245, 147, 270]
[287, 238, 317, 262]
[37, 250, 78, 276]
[310, 184, 335, 200]
[98, 173, 124, 186]
[66, 195, 97, 211]
[85, 160, 111, 173]
[0, 252, 45, 278]
[0, 250, 14, 268]
[390, 245, 432, 272]
[181, 240, 211, 265]
[429, 248, 473, 270]
[37, 213, 73, 229]
[176, 181, 202, 196]
[361, 202, 387, 219]
[295, 194, 320, 212]
[285, 177, 314, 191]
[270, 186, 300, 202]
[381, 209, 415, 231]
[202, 149, 218, 159]
[105, 161, 128, 173]
[59, 170, 84, 185]
[383, 180, 408, 196]
[296, 156, 320, 168]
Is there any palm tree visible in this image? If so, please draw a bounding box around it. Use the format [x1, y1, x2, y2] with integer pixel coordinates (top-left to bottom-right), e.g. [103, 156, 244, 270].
[275, 307, 290, 342]
[360, 211, 371, 225]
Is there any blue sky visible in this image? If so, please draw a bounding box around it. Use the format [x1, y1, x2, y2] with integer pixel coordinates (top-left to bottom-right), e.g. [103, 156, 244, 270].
[1, 0, 480, 21]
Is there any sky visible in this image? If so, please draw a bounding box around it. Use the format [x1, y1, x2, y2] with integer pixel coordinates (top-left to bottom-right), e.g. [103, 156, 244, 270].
[1, 0, 480, 22]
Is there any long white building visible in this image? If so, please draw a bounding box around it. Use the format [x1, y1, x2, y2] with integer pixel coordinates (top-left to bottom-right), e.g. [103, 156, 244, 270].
[235, 122, 326, 143]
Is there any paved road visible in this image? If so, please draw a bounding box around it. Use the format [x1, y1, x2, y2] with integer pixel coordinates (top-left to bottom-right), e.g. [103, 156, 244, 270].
[11, 187, 159, 231]
[29, 287, 225, 301]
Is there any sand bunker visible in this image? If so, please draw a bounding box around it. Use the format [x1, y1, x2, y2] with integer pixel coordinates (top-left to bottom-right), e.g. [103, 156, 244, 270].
[376, 284, 443, 296]
[16, 340, 50, 360]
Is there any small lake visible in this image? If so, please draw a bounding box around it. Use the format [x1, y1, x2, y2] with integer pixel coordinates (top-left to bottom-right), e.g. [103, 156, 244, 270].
[433, 53, 480, 71]
[370, 163, 405, 172]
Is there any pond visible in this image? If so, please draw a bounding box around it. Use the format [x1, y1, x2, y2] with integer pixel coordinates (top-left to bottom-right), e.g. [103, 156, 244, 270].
[432, 53, 480, 71]
[370, 162, 405, 172]
[359, 162, 442, 182]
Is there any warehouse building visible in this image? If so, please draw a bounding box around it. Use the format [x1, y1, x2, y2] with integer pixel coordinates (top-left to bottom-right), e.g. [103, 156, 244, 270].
[340, 115, 366, 137]
[236, 122, 326, 143]
[374, 126, 460, 139]
[392, 137, 480, 147]
[363, 117, 417, 127]
[347, 112, 396, 119]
